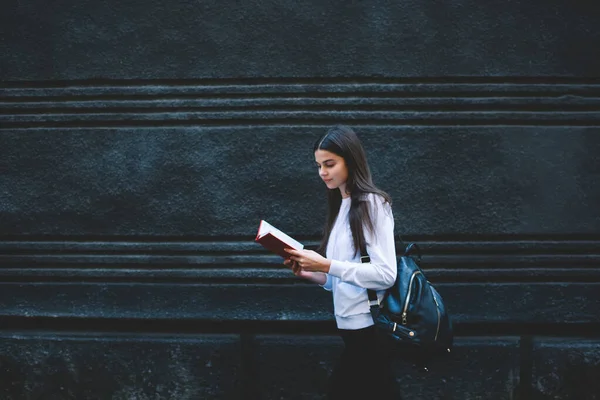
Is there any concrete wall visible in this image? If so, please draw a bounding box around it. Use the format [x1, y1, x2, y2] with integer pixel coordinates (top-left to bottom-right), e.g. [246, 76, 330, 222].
[1, 0, 599, 398]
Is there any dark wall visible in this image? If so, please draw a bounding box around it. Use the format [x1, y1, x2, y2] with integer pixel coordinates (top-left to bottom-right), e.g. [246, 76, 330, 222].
[1, 1, 599, 399]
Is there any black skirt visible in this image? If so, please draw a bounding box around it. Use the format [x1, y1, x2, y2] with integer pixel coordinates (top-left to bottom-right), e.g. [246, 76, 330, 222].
[327, 325, 401, 399]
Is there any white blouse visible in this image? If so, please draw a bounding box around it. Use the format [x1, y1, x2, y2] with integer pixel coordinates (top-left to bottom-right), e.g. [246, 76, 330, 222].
[322, 193, 398, 330]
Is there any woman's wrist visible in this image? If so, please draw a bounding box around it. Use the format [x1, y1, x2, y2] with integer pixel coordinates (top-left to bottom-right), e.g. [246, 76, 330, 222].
[321, 258, 332, 273]
[307, 271, 327, 285]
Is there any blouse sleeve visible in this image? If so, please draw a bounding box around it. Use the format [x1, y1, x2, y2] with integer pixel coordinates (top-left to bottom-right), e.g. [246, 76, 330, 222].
[327, 194, 397, 290]
[320, 273, 333, 291]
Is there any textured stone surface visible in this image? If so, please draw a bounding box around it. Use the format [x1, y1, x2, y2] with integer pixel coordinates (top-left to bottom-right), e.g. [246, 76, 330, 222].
[0, 333, 242, 400]
[1, 0, 599, 398]
[394, 337, 521, 399]
[254, 335, 342, 399]
[0, 282, 599, 325]
[0, 283, 332, 321]
[531, 339, 600, 400]
[439, 283, 600, 325]
[254, 335, 520, 400]
[1, 0, 600, 80]
[0, 126, 598, 238]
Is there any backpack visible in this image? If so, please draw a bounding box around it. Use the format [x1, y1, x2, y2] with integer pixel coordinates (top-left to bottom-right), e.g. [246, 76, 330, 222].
[362, 242, 453, 371]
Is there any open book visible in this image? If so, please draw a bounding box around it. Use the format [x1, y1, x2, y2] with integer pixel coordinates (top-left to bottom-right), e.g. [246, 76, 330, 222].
[255, 220, 304, 259]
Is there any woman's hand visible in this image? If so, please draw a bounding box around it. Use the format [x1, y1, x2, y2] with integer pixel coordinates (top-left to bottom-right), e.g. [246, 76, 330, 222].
[284, 248, 331, 274]
[283, 258, 313, 279]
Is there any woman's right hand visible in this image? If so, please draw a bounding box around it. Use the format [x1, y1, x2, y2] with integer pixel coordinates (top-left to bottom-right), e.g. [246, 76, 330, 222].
[283, 258, 313, 279]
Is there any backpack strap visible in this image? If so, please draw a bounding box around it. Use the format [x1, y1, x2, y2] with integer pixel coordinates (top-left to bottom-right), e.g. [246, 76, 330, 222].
[359, 247, 381, 310]
[361, 240, 422, 310]
[404, 242, 422, 264]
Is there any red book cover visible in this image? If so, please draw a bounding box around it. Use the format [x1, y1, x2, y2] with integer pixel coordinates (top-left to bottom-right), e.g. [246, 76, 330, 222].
[255, 220, 304, 259]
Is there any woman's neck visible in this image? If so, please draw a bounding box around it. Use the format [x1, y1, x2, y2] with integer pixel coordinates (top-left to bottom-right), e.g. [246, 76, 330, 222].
[339, 184, 350, 199]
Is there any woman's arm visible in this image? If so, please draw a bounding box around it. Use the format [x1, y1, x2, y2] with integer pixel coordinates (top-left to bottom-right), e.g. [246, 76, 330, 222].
[286, 196, 397, 290]
[326, 198, 397, 290]
[283, 258, 328, 285]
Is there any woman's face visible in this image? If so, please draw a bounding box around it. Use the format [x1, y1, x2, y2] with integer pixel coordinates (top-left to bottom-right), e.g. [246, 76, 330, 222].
[314, 149, 349, 195]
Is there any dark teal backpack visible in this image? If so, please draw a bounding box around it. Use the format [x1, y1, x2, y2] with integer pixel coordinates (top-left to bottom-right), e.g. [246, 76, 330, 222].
[363, 243, 454, 371]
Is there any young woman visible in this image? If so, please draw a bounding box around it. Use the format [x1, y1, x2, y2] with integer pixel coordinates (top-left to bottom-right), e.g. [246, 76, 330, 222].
[284, 125, 401, 399]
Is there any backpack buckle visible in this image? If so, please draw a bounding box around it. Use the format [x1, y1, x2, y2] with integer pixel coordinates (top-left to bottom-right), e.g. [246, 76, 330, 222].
[368, 298, 380, 307]
[360, 256, 370, 263]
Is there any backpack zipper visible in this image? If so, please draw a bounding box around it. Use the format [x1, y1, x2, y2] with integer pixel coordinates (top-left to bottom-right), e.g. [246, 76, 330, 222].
[432, 288, 441, 341]
[401, 270, 422, 324]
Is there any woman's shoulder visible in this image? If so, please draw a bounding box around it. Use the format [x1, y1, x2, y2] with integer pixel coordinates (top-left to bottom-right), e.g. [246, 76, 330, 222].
[361, 192, 393, 214]
[361, 191, 391, 205]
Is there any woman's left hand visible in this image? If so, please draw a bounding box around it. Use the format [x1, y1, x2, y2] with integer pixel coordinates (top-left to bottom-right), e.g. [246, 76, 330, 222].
[284, 248, 331, 273]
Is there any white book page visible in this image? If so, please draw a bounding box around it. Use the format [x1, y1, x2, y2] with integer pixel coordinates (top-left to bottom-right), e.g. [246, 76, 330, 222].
[258, 220, 304, 250]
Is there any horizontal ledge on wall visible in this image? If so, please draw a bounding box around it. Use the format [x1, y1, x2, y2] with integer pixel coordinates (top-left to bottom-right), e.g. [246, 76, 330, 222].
[0, 253, 599, 266]
[2, 81, 599, 128]
[0, 317, 598, 338]
[1, 239, 599, 282]
[0, 239, 598, 274]
[2, 77, 600, 90]
[3, 99, 600, 111]
[0, 267, 600, 284]
[3, 120, 600, 129]
[1, 238, 598, 253]
[0, 282, 599, 325]
[2, 113, 600, 129]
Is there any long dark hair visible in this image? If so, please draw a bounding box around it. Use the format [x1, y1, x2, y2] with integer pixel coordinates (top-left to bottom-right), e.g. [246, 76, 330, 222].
[314, 125, 391, 257]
